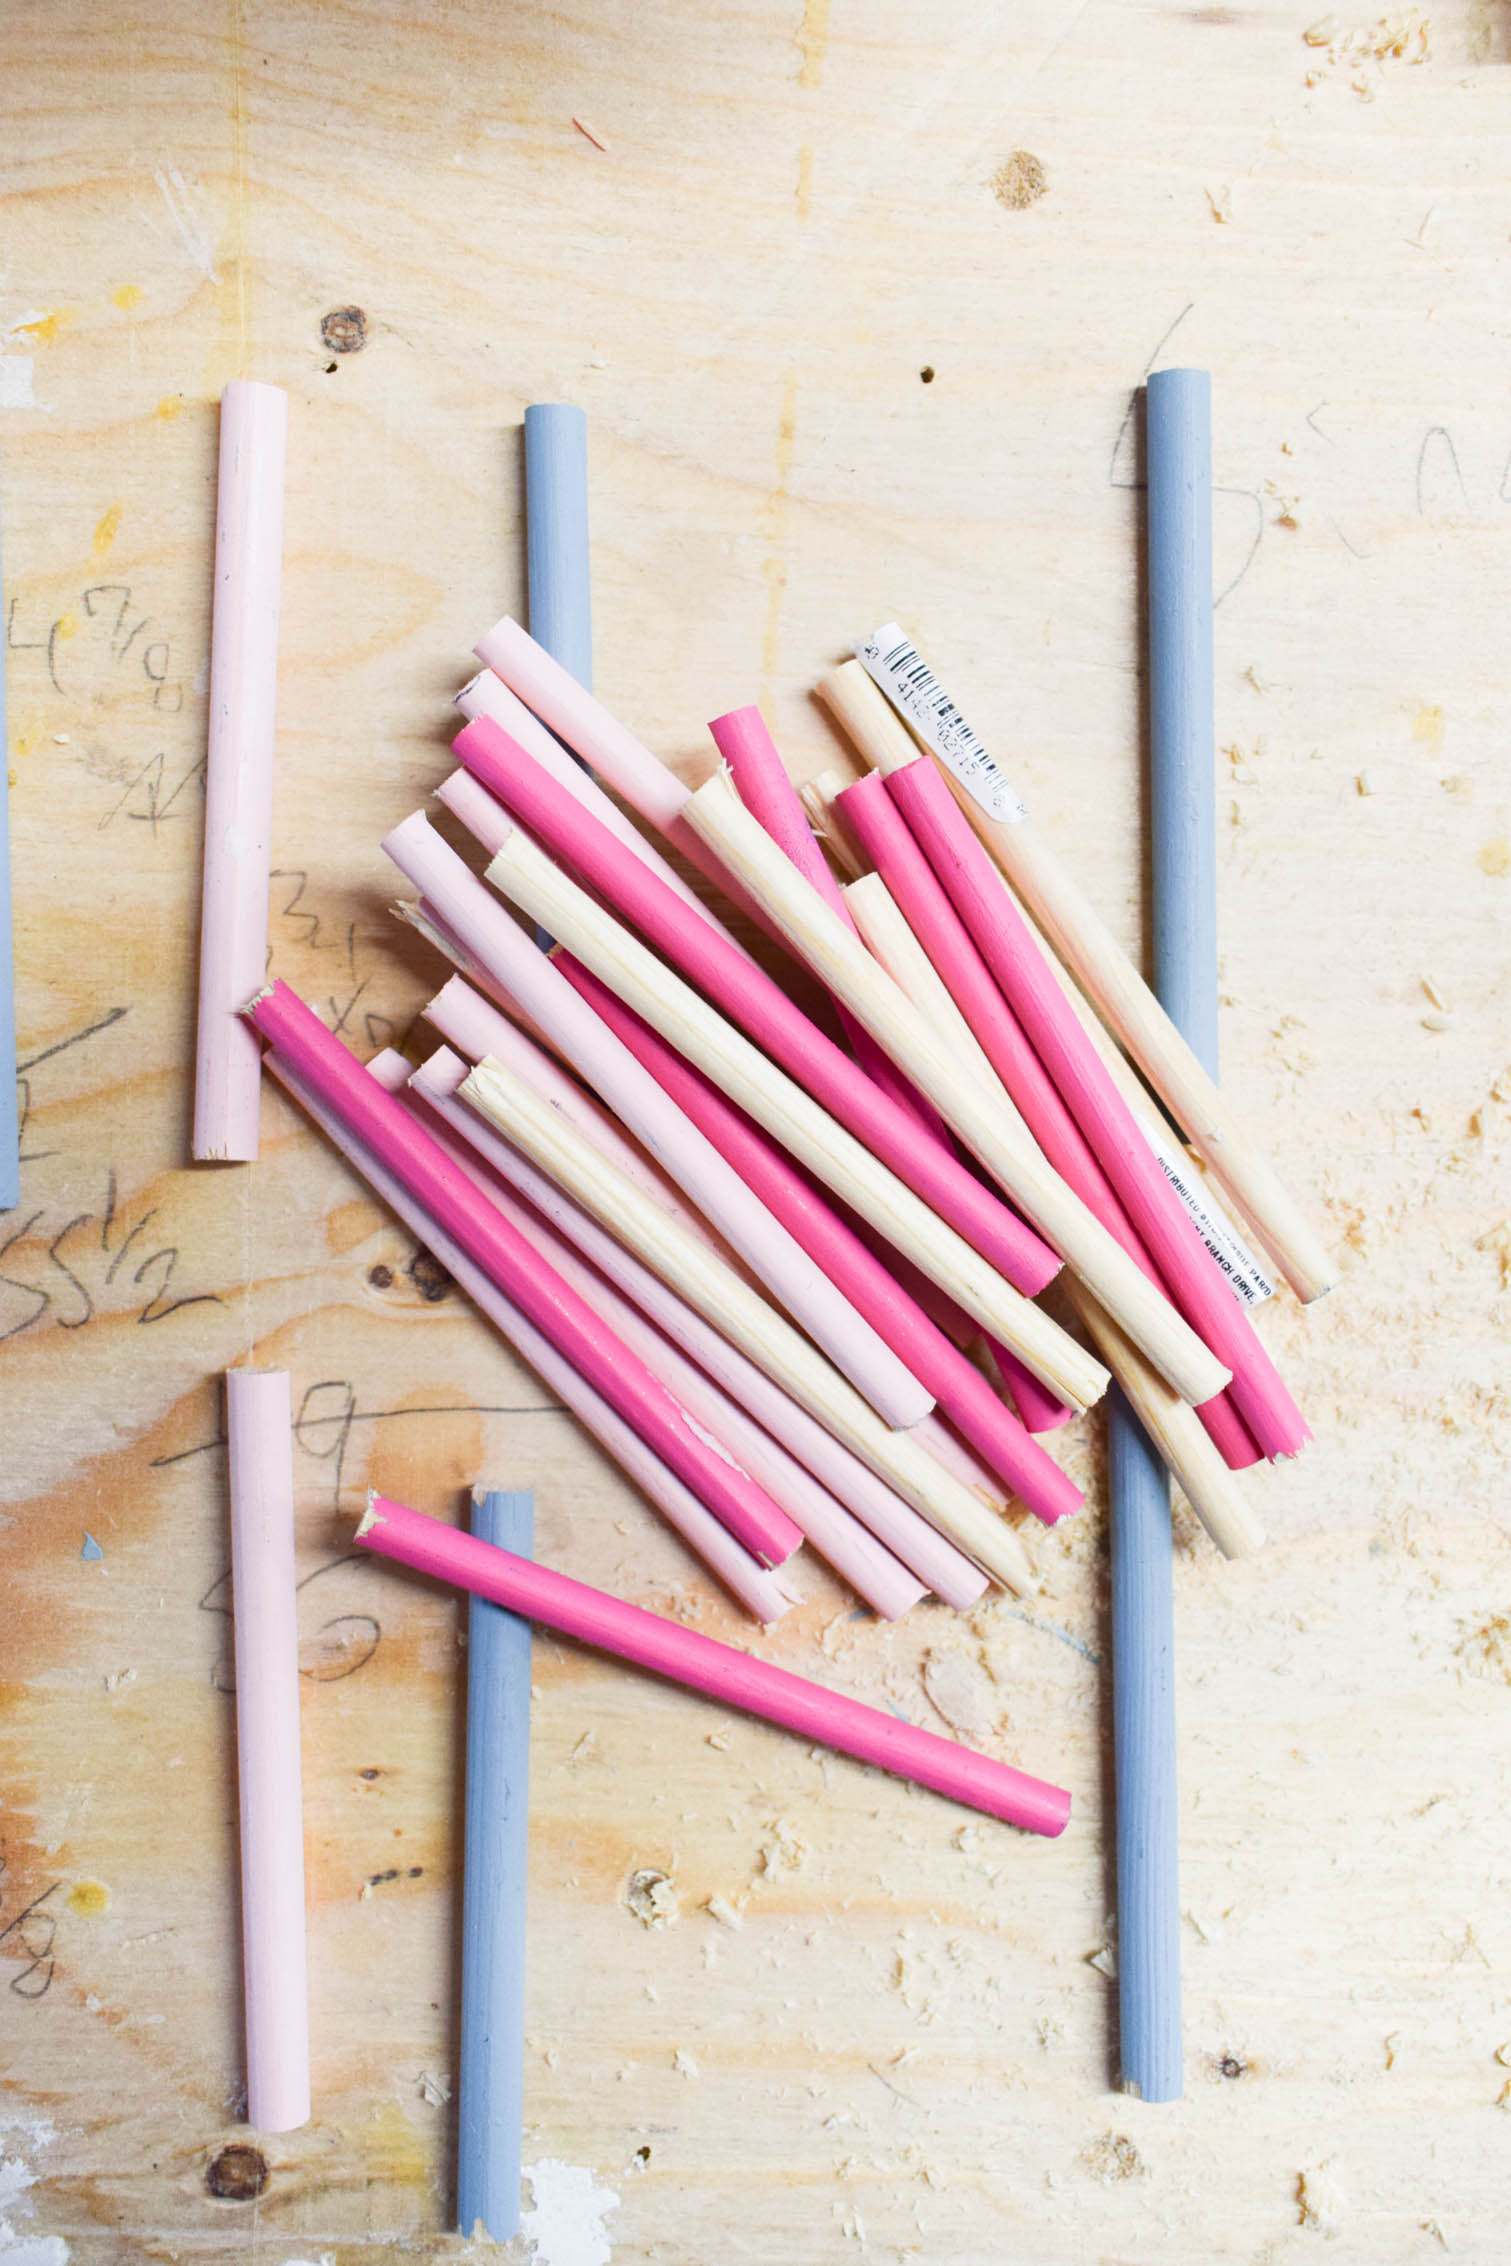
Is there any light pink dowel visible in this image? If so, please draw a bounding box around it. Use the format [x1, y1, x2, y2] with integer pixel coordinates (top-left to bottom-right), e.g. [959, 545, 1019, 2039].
[711, 704, 948, 1140]
[268, 1053, 796, 1624]
[226, 1365, 310, 2133]
[473, 618, 769, 920]
[406, 1053, 925, 1621]
[450, 713, 1060, 1296]
[193, 381, 287, 1162]
[556, 956, 1081, 1528]
[839, 772, 1261, 1475]
[358, 1494, 1072, 1836]
[453, 674, 758, 961]
[383, 812, 933, 1430]
[246, 982, 801, 1567]
[886, 760, 1308, 1460]
[407, 1050, 988, 1610]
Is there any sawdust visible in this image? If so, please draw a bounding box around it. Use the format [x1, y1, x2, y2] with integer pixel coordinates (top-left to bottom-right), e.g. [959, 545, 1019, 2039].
[703, 1894, 744, 1930]
[757, 1819, 810, 1879]
[1082, 2131, 1147, 2183]
[919, 1650, 999, 1742]
[673, 2048, 700, 2078]
[991, 151, 1047, 210]
[1297, 2158, 1350, 2231]
[1474, 1224, 1511, 1287]
[625, 1869, 680, 1927]
[1457, 1615, 1511, 1681]
[1302, 10, 1431, 91]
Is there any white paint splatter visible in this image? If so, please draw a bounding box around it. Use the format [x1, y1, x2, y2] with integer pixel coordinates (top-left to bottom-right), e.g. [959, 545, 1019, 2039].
[521, 2160, 619, 2266]
[0, 359, 39, 410]
[154, 165, 222, 282]
[0, 2116, 69, 2265]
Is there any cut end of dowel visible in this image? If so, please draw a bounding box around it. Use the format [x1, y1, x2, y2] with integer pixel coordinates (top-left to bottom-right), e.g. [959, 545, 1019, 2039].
[239, 981, 277, 1018]
[355, 1492, 388, 1541]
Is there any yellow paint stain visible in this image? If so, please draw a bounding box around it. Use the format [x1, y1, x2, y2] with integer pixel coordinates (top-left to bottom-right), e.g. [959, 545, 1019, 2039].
[1479, 838, 1509, 876]
[111, 284, 144, 311]
[53, 610, 79, 645]
[796, 144, 814, 219]
[14, 728, 35, 758]
[362, 2097, 429, 2183]
[67, 1879, 110, 1917]
[797, 0, 829, 88]
[92, 504, 123, 561]
[155, 394, 183, 421]
[14, 309, 71, 346]
[758, 373, 799, 694]
[1412, 702, 1445, 751]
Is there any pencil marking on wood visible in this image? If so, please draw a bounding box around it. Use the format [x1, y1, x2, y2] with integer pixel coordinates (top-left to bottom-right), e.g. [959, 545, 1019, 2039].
[154, 165, 221, 282]
[1416, 426, 1468, 518]
[1110, 305, 1195, 487]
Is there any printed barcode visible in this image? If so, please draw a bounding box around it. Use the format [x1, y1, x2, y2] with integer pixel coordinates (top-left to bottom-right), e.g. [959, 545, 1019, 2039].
[857, 622, 1028, 825]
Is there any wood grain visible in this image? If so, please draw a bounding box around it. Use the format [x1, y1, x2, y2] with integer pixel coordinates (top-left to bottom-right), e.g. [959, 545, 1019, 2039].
[3, 3, 1510, 2260]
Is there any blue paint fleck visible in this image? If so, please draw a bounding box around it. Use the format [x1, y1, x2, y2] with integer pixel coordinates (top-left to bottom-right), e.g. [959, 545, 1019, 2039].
[81, 1533, 104, 1561]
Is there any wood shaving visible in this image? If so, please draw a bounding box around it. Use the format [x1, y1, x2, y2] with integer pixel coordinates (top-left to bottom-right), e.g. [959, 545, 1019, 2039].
[625, 1868, 680, 1927]
[1082, 2131, 1146, 2183]
[991, 151, 1047, 210]
[1205, 185, 1232, 224]
[416, 2070, 450, 2106]
[673, 2048, 700, 2078]
[1298, 2158, 1349, 2231]
[703, 1894, 744, 1930]
[757, 1819, 810, 1878]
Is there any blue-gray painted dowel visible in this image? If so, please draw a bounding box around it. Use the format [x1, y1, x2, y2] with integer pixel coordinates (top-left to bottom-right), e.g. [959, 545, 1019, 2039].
[0, 470, 17, 1211]
[524, 404, 592, 692]
[457, 1485, 534, 2239]
[1110, 365, 1220, 2103]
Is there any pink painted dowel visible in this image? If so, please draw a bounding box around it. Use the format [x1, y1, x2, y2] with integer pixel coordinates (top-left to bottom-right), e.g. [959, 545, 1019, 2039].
[454, 672, 759, 963]
[451, 713, 1059, 1296]
[473, 618, 770, 922]
[984, 1341, 1075, 1436]
[193, 380, 287, 1162]
[226, 1365, 310, 2133]
[712, 704, 947, 1140]
[358, 1495, 1072, 1836]
[406, 1054, 924, 1621]
[383, 813, 932, 1430]
[408, 1048, 988, 1610]
[246, 982, 800, 1567]
[557, 956, 1081, 1528]
[886, 759, 1308, 1461]
[839, 773, 1260, 1474]
[269, 1052, 796, 1624]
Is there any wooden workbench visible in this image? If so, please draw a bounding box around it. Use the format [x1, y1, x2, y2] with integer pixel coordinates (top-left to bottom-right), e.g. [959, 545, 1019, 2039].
[3, 2, 1509, 2258]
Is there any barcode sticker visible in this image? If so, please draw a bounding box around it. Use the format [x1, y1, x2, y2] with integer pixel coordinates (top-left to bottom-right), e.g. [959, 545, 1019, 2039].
[856, 622, 1028, 825]
[1138, 1120, 1275, 1309]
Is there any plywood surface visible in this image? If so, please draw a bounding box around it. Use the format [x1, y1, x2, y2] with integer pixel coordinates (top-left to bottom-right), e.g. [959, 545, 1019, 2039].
[3, 2, 1510, 2259]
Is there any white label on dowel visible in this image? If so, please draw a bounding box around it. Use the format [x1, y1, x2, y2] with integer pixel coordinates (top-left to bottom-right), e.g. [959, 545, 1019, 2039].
[856, 624, 1028, 825]
[1139, 1120, 1276, 1308]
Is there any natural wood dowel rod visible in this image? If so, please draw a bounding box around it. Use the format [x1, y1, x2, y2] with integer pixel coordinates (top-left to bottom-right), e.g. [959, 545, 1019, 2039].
[479, 832, 1103, 1412]
[1064, 1282, 1265, 1561]
[461, 1053, 1038, 1596]
[681, 771, 1229, 1411]
[820, 658, 1334, 1303]
[799, 771, 866, 883]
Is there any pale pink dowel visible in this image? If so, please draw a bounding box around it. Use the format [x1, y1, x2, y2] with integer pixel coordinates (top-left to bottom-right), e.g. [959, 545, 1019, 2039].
[886, 760, 1307, 1460]
[226, 1365, 310, 2133]
[839, 772, 1261, 1474]
[268, 1052, 796, 1624]
[450, 713, 1060, 1296]
[245, 982, 800, 1567]
[193, 381, 287, 1162]
[403, 1054, 924, 1621]
[424, 975, 721, 1251]
[711, 704, 948, 1140]
[473, 619, 771, 921]
[358, 1494, 1072, 1837]
[383, 813, 933, 1430]
[408, 1050, 988, 1611]
[453, 674, 760, 962]
[556, 956, 1081, 1528]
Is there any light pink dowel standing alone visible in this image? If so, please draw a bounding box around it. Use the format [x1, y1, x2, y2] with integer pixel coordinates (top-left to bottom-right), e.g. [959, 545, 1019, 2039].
[357, 1494, 1072, 1837]
[227, 1366, 310, 2133]
[193, 381, 288, 1161]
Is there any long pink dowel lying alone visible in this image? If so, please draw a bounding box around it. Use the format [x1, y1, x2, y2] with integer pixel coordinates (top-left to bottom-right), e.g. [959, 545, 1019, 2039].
[384, 811, 932, 1432]
[838, 774, 1261, 1477]
[886, 759, 1308, 1461]
[357, 1494, 1072, 1837]
[193, 380, 287, 1162]
[407, 1045, 989, 1610]
[454, 672, 761, 967]
[266, 1052, 797, 1625]
[450, 712, 1060, 1298]
[407, 1052, 927, 1622]
[226, 1365, 311, 2134]
[245, 982, 800, 1568]
[556, 955, 1081, 1528]
[711, 703, 946, 1141]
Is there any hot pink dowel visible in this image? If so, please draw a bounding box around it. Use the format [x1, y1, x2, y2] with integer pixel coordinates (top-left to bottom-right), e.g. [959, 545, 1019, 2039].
[358, 1494, 1072, 1837]
[193, 381, 287, 1161]
[245, 982, 800, 1567]
[838, 773, 1262, 1475]
[450, 713, 1059, 1296]
[556, 955, 1081, 1528]
[885, 759, 1307, 1460]
[226, 1365, 310, 2133]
